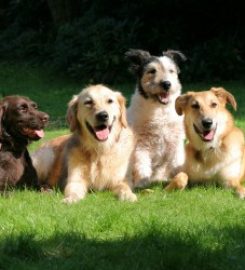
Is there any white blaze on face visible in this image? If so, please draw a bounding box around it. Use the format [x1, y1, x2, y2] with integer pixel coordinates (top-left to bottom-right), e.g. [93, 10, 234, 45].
[159, 56, 180, 92]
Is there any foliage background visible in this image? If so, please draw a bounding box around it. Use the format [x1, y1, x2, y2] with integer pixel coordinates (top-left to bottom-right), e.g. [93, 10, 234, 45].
[0, 0, 244, 84]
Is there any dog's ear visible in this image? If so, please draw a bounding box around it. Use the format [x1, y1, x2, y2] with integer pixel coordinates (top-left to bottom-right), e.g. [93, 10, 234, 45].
[163, 50, 187, 73]
[210, 87, 237, 110]
[125, 49, 151, 75]
[175, 93, 192, 115]
[116, 92, 128, 128]
[0, 104, 4, 136]
[66, 95, 79, 132]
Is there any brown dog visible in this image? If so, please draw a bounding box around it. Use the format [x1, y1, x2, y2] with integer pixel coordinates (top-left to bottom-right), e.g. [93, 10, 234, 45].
[0, 95, 49, 190]
[165, 87, 245, 198]
[32, 85, 137, 203]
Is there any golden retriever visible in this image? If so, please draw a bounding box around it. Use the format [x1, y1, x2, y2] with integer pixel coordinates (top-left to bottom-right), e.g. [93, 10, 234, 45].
[32, 84, 137, 203]
[165, 87, 245, 198]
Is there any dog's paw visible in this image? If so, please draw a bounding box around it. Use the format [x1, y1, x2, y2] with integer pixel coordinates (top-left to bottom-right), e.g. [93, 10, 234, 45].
[236, 187, 245, 200]
[62, 194, 82, 204]
[119, 191, 138, 202]
[165, 172, 188, 191]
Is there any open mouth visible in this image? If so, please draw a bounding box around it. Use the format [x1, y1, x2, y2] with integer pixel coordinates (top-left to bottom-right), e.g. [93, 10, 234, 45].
[193, 124, 217, 142]
[156, 92, 170, 105]
[86, 121, 112, 142]
[21, 128, 45, 140]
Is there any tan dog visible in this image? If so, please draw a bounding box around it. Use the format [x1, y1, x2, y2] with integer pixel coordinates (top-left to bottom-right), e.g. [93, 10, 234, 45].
[165, 87, 245, 198]
[32, 84, 137, 203]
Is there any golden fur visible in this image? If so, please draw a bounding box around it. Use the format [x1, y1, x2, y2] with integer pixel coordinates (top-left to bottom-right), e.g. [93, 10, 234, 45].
[32, 84, 137, 203]
[165, 87, 245, 198]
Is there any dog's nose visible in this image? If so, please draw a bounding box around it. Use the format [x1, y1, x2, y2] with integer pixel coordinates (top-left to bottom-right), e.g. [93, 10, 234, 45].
[161, 81, 171, 91]
[96, 111, 109, 122]
[202, 118, 213, 129]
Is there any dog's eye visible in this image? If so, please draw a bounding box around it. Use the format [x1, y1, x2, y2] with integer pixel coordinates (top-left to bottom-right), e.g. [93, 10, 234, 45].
[107, 98, 113, 104]
[84, 100, 93, 106]
[211, 102, 217, 108]
[191, 103, 200, 109]
[148, 68, 156, 74]
[31, 103, 38, 109]
[169, 69, 175, 74]
[19, 104, 28, 112]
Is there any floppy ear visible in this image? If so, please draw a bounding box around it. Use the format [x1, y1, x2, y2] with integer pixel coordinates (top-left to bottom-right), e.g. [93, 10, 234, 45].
[116, 93, 128, 128]
[175, 93, 192, 115]
[210, 87, 237, 110]
[125, 49, 151, 76]
[0, 105, 4, 136]
[163, 50, 187, 73]
[66, 95, 79, 132]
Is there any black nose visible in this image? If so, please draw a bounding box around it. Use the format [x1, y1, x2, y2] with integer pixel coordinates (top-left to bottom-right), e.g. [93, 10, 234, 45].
[96, 111, 109, 122]
[202, 118, 213, 129]
[161, 81, 171, 91]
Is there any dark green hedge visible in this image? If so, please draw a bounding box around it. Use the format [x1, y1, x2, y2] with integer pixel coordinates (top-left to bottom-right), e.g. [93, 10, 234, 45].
[0, 0, 244, 83]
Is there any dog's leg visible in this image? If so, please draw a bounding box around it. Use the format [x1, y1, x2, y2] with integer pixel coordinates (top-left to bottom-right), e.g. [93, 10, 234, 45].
[133, 148, 152, 188]
[62, 164, 88, 203]
[63, 181, 88, 203]
[112, 181, 137, 202]
[223, 179, 245, 199]
[165, 172, 188, 191]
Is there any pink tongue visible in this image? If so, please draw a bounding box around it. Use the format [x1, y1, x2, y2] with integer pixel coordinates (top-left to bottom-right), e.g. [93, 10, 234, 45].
[34, 129, 44, 138]
[158, 93, 169, 103]
[95, 128, 109, 141]
[203, 130, 215, 141]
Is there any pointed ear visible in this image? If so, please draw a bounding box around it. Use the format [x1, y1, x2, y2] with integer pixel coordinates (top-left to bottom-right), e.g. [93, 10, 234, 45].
[116, 92, 128, 128]
[125, 49, 151, 75]
[210, 87, 237, 110]
[175, 93, 192, 115]
[66, 95, 79, 132]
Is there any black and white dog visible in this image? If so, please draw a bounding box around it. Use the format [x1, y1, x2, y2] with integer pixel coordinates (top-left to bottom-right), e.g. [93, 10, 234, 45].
[125, 49, 186, 188]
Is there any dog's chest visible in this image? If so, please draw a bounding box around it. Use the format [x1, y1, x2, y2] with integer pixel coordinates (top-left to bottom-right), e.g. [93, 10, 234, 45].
[187, 148, 229, 182]
[0, 152, 25, 185]
[88, 150, 129, 190]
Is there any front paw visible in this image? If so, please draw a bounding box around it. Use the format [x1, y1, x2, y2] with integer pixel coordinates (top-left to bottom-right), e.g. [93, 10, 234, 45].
[165, 172, 188, 191]
[62, 194, 83, 204]
[119, 191, 137, 202]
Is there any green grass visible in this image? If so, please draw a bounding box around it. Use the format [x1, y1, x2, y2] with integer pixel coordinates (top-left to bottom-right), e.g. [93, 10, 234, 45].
[1, 63, 245, 270]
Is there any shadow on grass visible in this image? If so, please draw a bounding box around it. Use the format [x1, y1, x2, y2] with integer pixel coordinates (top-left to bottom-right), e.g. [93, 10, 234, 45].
[1, 226, 245, 270]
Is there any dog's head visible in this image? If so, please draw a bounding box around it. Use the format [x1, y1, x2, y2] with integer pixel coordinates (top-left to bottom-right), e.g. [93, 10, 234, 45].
[125, 49, 186, 105]
[66, 84, 127, 143]
[175, 87, 237, 146]
[0, 96, 49, 143]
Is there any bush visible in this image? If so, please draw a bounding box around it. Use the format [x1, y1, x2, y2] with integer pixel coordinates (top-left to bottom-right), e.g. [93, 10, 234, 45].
[52, 17, 141, 83]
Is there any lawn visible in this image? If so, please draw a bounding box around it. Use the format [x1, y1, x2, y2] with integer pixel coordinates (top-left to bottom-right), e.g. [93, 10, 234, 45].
[1, 63, 245, 270]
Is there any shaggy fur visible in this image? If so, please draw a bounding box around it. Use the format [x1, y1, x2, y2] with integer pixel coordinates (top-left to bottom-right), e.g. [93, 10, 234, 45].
[125, 49, 186, 187]
[0, 95, 49, 190]
[32, 85, 137, 203]
[165, 87, 245, 198]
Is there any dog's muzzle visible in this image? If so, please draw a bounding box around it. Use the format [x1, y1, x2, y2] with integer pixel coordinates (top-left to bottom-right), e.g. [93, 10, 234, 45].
[156, 81, 171, 104]
[86, 115, 115, 142]
[193, 120, 217, 142]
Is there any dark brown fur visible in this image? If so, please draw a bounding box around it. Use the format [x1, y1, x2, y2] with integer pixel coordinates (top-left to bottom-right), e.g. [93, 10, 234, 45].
[0, 95, 49, 190]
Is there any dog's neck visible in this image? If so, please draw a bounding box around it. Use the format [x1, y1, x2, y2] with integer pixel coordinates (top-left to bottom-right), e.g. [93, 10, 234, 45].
[0, 131, 29, 155]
